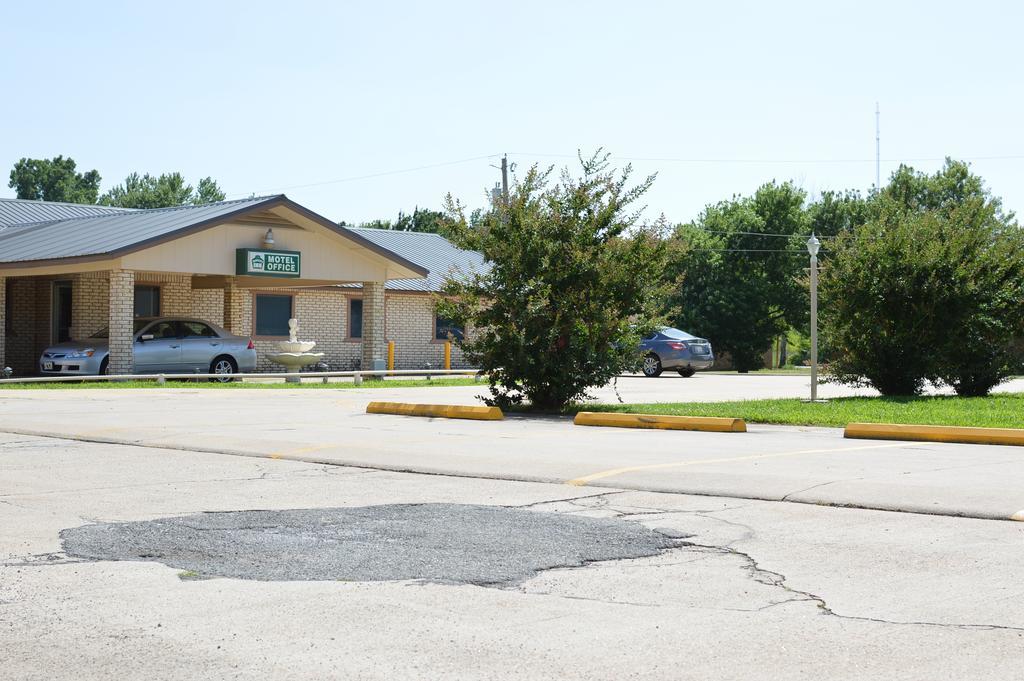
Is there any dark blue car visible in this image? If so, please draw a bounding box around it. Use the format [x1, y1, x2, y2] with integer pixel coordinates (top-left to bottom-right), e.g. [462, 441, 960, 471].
[639, 327, 715, 377]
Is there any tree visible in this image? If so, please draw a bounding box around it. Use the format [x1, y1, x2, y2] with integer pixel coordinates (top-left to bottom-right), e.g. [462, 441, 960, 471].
[347, 207, 448, 234]
[393, 207, 446, 233]
[807, 189, 869, 240]
[667, 182, 808, 372]
[8, 156, 101, 204]
[195, 176, 227, 205]
[821, 160, 1024, 396]
[438, 152, 669, 410]
[99, 172, 225, 208]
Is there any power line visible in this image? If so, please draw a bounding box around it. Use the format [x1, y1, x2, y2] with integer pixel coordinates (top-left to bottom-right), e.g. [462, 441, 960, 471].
[684, 229, 841, 239]
[223, 150, 1023, 200]
[508, 151, 1024, 165]
[227, 153, 501, 197]
[686, 248, 816, 253]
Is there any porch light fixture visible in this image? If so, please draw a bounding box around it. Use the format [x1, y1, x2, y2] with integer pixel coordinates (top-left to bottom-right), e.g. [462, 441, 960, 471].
[263, 228, 275, 248]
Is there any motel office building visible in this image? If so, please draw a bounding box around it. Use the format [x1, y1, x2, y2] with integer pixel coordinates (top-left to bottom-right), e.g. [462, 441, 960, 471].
[0, 196, 480, 377]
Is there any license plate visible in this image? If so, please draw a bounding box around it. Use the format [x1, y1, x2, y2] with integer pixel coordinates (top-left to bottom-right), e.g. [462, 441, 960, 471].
[43, 361, 54, 371]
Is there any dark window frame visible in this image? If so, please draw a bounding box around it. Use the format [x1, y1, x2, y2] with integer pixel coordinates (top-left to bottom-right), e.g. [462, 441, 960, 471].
[434, 314, 464, 342]
[347, 297, 363, 340]
[254, 293, 294, 338]
[133, 285, 162, 318]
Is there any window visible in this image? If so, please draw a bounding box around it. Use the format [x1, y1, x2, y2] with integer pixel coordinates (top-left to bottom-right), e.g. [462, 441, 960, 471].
[255, 294, 292, 337]
[134, 285, 161, 318]
[181, 321, 218, 338]
[348, 298, 363, 339]
[435, 315, 464, 341]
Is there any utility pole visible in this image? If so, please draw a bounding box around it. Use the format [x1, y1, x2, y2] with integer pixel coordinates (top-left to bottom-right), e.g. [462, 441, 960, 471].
[806, 234, 821, 403]
[875, 102, 881, 189]
[500, 154, 509, 202]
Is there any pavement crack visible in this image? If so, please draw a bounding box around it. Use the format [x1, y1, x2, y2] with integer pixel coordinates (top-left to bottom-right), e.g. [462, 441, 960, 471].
[680, 540, 1024, 632]
[780, 479, 853, 502]
[514, 491, 625, 510]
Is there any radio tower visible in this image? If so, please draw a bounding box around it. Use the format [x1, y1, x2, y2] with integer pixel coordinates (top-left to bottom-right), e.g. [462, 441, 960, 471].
[875, 102, 881, 189]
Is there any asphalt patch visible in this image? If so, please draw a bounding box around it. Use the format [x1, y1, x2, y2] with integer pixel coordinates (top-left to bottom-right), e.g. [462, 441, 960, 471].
[60, 503, 677, 584]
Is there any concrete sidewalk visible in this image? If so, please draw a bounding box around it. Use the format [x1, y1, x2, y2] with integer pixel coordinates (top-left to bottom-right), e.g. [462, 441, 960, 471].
[2, 382, 1023, 521]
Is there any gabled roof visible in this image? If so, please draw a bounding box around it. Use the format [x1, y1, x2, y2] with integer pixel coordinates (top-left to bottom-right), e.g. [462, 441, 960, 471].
[343, 227, 486, 293]
[0, 198, 131, 228]
[0, 196, 428, 279]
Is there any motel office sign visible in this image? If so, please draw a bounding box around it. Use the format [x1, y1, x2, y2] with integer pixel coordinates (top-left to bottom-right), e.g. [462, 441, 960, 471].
[235, 248, 301, 278]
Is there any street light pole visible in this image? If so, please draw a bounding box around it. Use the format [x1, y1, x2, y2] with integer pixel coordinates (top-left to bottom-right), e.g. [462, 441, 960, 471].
[807, 233, 821, 402]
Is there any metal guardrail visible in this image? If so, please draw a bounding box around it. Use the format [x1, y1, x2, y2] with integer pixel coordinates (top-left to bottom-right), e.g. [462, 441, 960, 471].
[0, 368, 484, 385]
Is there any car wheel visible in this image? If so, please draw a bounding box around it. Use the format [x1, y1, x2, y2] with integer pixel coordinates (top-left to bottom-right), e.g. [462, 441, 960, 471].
[209, 356, 237, 383]
[98, 357, 110, 376]
[642, 354, 663, 377]
[677, 367, 696, 378]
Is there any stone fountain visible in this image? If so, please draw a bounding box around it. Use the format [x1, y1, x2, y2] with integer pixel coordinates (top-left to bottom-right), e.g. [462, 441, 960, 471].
[266, 318, 324, 383]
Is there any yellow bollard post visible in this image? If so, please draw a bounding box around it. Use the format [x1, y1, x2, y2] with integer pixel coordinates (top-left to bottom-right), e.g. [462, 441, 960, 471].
[444, 341, 451, 370]
[387, 341, 395, 375]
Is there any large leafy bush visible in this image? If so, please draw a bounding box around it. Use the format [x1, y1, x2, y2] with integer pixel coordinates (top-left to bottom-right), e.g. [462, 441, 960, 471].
[821, 161, 1024, 396]
[438, 154, 668, 410]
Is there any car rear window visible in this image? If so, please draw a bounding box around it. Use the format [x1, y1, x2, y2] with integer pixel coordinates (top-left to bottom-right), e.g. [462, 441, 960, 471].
[660, 328, 697, 340]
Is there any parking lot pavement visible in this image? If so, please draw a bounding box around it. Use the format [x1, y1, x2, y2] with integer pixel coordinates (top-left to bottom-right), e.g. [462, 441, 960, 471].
[2, 382, 1024, 521]
[2, 432, 1023, 680]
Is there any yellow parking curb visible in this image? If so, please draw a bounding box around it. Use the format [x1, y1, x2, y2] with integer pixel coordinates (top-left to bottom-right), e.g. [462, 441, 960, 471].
[845, 422, 1024, 447]
[573, 412, 746, 433]
[366, 401, 503, 421]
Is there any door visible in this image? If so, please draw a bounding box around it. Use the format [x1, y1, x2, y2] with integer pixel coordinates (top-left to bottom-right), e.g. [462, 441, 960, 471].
[179, 320, 223, 371]
[134, 320, 183, 372]
[52, 281, 73, 343]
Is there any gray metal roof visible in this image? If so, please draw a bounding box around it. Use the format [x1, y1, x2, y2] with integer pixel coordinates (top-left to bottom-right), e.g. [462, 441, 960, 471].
[0, 198, 131, 228]
[344, 227, 486, 292]
[0, 196, 430, 280]
[0, 196, 281, 263]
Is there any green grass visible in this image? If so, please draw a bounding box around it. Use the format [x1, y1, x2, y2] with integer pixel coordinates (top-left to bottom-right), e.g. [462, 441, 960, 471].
[577, 393, 1024, 429]
[0, 377, 480, 390]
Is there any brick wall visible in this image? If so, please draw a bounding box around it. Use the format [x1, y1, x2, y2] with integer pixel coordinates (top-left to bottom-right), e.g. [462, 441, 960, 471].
[136, 272, 192, 316]
[1, 274, 479, 376]
[384, 292, 472, 369]
[251, 289, 360, 372]
[4, 278, 38, 375]
[247, 288, 474, 372]
[70, 272, 109, 340]
[191, 289, 224, 326]
[107, 270, 135, 373]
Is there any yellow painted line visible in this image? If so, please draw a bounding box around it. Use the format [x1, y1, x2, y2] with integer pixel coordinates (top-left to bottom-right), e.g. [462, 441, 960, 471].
[566, 442, 920, 487]
[366, 401, 503, 421]
[1010, 510, 1024, 522]
[574, 411, 745, 433]
[846, 422, 1024, 447]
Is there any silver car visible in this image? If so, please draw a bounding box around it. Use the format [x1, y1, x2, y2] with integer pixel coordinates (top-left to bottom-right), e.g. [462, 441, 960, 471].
[639, 327, 715, 377]
[39, 317, 257, 380]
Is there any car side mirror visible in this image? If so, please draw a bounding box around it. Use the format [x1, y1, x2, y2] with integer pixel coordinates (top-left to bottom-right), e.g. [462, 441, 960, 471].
[139, 334, 154, 342]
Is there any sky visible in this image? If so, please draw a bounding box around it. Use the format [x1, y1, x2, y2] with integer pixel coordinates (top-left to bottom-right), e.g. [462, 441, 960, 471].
[2, 0, 1021, 225]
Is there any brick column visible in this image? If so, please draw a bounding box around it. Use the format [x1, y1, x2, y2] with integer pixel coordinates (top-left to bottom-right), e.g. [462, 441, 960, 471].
[0, 276, 6, 372]
[361, 281, 386, 371]
[107, 270, 135, 375]
[222, 278, 249, 336]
